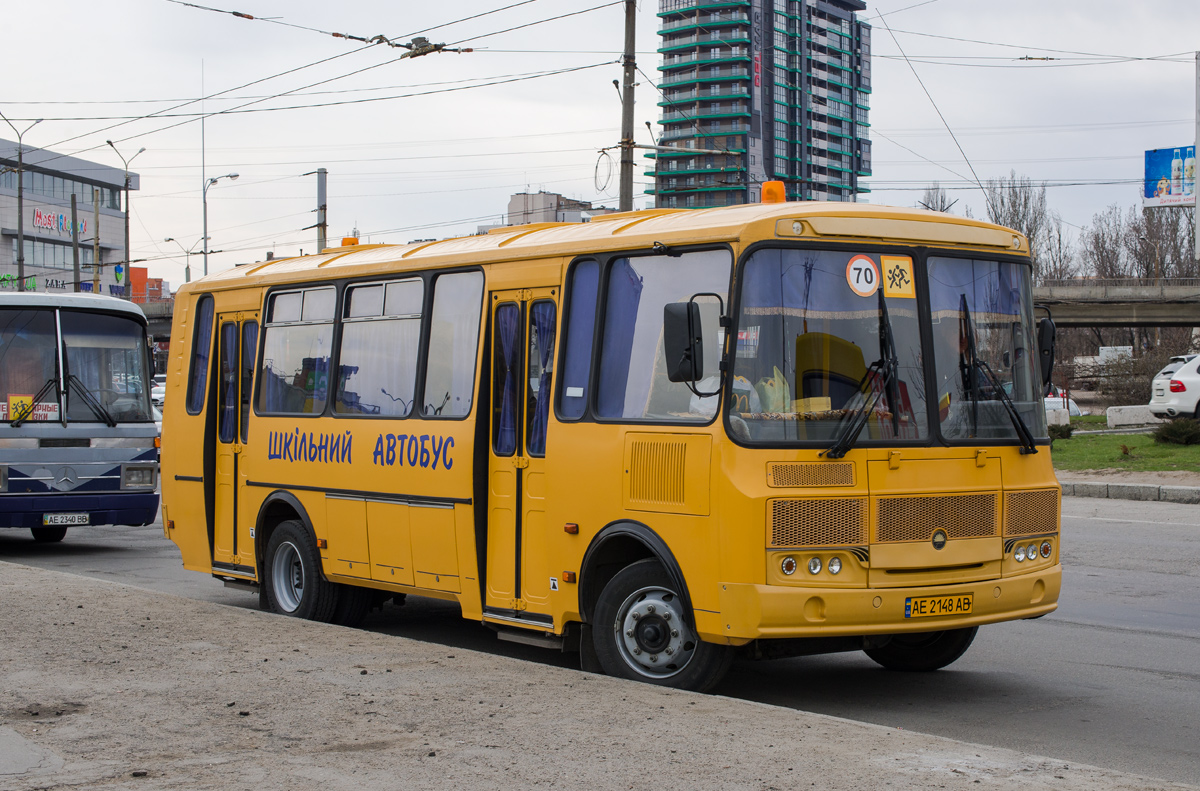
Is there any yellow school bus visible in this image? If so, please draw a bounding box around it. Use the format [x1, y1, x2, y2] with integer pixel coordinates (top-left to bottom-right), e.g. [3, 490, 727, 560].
[162, 189, 1061, 691]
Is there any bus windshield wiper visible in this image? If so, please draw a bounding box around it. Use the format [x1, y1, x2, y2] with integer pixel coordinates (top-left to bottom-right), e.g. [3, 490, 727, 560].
[9, 376, 60, 427]
[823, 290, 899, 460]
[959, 295, 1037, 454]
[60, 343, 117, 427]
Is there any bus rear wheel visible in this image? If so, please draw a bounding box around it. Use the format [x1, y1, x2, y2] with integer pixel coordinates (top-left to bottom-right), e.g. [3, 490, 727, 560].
[592, 559, 732, 692]
[864, 627, 978, 671]
[32, 527, 68, 543]
[264, 520, 338, 622]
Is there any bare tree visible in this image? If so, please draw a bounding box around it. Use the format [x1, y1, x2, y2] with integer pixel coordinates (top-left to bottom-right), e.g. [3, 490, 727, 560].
[982, 170, 1049, 278]
[1079, 204, 1130, 278]
[917, 182, 957, 213]
[1041, 211, 1077, 282]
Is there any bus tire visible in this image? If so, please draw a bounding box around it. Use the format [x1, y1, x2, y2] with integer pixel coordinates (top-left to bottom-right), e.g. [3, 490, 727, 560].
[264, 520, 337, 623]
[864, 627, 978, 671]
[31, 527, 68, 543]
[330, 584, 373, 628]
[592, 559, 732, 692]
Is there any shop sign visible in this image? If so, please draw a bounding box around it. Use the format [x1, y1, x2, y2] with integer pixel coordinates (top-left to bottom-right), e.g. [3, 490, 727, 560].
[0, 273, 36, 291]
[31, 208, 87, 236]
[44, 278, 69, 290]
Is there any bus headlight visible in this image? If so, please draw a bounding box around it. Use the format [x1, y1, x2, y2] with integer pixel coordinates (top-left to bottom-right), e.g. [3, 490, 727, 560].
[808, 557, 822, 575]
[828, 557, 842, 575]
[1014, 545, 1026, 562]
[1027, 543, 1040, 561]
[122, 464, 157, 489]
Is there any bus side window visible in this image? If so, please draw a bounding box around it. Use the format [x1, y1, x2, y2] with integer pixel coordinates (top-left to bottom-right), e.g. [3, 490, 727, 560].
[335, 279, 423, 417]
[422, 271, 484, 418]
[258, 287, 335, 415]
[558, 260, 599, 420]
[186, 296, 214, 415]
[240, 321, 257, 443]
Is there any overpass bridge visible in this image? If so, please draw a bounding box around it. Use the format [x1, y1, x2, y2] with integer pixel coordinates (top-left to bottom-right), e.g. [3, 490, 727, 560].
[1035, 278, 1200, 327]
[137, 278, 1200, 340]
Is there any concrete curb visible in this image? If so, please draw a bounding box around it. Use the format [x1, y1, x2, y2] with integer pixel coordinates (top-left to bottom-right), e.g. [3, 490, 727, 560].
[1061, 481, 1200, 503]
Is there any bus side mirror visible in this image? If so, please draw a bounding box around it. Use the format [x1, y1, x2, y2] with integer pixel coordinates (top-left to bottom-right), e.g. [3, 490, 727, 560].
[1037, 316, 1056, 390]
[664, 302, 704, 383]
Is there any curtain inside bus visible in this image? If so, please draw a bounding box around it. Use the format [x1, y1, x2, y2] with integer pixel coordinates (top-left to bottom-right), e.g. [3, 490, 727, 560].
[494, 303, 520, 455]
[0, 308, 57, 420]
[527, 301, 556, 456]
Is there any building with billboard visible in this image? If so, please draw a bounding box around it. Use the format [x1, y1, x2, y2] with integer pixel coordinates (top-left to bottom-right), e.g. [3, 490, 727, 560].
[650, 0, 872, 207]
[0, 139, 135, 297]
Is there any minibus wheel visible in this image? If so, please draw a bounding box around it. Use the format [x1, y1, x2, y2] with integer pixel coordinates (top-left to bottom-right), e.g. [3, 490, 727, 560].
[32, 527, 68, 543]
[264, 520, 338, 622]
[863, 626, 978, 671]
[593, 559, 732, 692]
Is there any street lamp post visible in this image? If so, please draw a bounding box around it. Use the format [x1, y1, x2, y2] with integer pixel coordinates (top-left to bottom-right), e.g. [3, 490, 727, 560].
[1, 113, 43, 290]
[202, 173, 238, 277]
[106, 141, 146, 299]
[164, 236, 205, 284]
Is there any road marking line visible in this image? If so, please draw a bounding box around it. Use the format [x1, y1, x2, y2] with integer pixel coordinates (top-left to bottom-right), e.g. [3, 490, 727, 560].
[1062, 514, 1200, 527]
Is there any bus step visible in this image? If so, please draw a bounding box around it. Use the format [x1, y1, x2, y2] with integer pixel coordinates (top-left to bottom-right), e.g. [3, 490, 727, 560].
[495, 628, 563, 650]
[222, 578, 260, 593]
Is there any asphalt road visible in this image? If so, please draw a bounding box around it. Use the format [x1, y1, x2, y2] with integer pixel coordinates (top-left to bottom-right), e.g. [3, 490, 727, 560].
[2, 497, 1198, 786]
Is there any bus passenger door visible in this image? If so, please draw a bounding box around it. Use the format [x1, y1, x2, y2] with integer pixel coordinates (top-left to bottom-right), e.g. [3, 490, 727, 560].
[212, 312, 258, 577]
[486, 288, 558, 624]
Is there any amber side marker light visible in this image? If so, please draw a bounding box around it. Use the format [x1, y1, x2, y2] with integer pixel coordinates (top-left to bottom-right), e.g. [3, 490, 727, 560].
[562, 571, 577, 584]
[154, 437, 161, 448]
[762, 180, 786, 203]
[316, 538, 328, 549]
[563, 523, 579, 534]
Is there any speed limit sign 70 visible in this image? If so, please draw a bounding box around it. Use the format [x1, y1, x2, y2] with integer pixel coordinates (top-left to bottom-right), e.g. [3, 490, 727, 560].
[846, 255, 879, 297]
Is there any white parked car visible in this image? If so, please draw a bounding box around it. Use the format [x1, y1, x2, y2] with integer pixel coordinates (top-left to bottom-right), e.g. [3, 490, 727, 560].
[151, 384, 166, 407]
[1044, 386, 1082, 417]
[1149, 355, 1200, 419]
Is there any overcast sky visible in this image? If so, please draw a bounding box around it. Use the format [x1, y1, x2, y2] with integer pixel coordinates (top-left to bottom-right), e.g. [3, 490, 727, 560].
[2, 0, 1196, 286]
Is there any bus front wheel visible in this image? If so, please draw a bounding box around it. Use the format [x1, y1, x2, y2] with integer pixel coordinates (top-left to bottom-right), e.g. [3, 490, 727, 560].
[32, 527, 68, 543]
[864, 627, 978, 671]
[264, 520, 338, 622]
[592, 559, 732, 692]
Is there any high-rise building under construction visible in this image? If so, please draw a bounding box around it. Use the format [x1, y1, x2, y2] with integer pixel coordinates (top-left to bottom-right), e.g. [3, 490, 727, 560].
[650, 0, 871, 207]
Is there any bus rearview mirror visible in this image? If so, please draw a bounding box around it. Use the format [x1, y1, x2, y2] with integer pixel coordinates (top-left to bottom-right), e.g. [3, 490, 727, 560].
[1037, 316, 1056, 389]
[664, 302, 704, 383]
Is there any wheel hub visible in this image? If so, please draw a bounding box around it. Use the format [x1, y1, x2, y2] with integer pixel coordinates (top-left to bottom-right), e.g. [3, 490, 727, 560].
[271, 541, 304, 613]
[616, 588, 693, 678]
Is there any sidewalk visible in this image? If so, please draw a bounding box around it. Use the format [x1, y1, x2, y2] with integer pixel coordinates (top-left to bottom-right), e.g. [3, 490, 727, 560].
[1057, 470, 1200, 504]
[0, 562, 1191, 791]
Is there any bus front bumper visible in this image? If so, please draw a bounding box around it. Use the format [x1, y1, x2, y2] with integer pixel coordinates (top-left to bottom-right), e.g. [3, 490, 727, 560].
[0, 492, 160, 529]
[713, 565, 1061, 641]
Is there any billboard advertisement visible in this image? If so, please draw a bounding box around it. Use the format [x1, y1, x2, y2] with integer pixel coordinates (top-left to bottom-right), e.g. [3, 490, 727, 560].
[1144, 146, 1195, 207]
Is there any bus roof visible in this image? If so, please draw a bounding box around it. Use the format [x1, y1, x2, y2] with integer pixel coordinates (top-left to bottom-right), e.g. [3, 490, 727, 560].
[182, 201, 1030, 294]
[0, 291, 149, 321]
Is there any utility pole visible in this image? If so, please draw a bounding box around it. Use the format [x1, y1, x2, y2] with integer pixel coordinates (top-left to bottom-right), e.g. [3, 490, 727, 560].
[317, 168, 328, 251]
[618, 0, 637, 212]
[92, 189, 101, 294]
[1, 114, 43, 290]
[1195, 51, 1199, 266]
[70, 194, 80, 292]
[107, 141, 145, 299]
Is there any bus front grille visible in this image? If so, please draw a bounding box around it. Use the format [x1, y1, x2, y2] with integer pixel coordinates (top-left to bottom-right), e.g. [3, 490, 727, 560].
[875, 493, 998, 543]
[1004, 489, 1060, 536]
[766, 462, 854, 488]
[769, 497, 867, 547]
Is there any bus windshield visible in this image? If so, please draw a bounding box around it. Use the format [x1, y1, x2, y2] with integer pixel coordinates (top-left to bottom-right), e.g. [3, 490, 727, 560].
[927, 256, 1046, 442]
[62, 310, 153, 423]
[728, 247, 928, 444]
[0, 308, 59, 420]
[0, 307, 152, 424]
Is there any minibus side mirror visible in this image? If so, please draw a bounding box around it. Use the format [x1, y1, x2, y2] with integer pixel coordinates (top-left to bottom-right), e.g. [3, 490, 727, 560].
[1037, 315, 1056, 391]
[664, 301, 704, 383]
